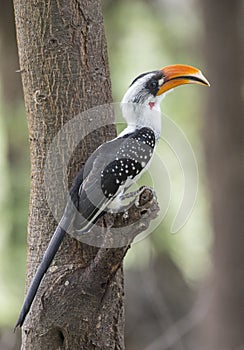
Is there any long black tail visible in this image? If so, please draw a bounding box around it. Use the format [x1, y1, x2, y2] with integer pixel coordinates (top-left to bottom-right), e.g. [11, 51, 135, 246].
[14, 215, 71, 330]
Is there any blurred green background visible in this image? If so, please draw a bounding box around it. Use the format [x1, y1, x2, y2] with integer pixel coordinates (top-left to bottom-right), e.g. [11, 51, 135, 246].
[0, 0, 242, 349]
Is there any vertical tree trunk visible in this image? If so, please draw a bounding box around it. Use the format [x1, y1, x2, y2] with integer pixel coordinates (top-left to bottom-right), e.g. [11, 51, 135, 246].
[201, 1, 244, 349]
[13, 1, 159, 348]
[13, 0, 122, 348]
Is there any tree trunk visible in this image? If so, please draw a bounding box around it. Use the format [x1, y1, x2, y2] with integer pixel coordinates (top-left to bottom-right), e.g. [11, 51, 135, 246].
[13, 0, 116, 348]
[13, 1, 159, 349]
[201, 1, 244, 349]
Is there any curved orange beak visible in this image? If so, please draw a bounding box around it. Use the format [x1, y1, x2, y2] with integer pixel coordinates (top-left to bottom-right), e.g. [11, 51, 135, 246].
[157, 64, 210, 96]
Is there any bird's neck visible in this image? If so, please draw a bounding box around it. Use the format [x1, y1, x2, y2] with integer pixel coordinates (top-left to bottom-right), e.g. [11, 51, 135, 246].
[120, 102, 161, 141]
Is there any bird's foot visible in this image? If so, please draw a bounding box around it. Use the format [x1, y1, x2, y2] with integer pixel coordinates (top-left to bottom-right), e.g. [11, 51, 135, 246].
[108, 186, 154, 214]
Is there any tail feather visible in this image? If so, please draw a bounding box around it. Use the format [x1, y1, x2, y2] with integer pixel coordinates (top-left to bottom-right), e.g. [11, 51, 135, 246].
[14, 215, 71, 330]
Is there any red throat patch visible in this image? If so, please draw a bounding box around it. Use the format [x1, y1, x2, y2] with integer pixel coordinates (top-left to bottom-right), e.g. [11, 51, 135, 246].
[149, 102, 155, 109]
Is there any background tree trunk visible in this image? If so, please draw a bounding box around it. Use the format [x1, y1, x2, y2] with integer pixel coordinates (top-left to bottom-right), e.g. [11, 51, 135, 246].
[13, 0, 123, 348]
[201, 1, 244, 349]
[0, 0, 22, 103]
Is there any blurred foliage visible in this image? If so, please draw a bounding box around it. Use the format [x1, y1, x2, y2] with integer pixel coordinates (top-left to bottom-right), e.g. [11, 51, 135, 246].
[0, 102, 29, 325]
[0, 0, 212, 333]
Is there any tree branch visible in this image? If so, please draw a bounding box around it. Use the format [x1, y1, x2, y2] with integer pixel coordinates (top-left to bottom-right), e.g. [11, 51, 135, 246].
[72, 187, 159, 297]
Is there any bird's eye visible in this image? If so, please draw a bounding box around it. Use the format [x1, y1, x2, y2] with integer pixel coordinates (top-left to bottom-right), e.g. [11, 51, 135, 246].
[146, 79, 159, 96]
[150, 81, 158, 89]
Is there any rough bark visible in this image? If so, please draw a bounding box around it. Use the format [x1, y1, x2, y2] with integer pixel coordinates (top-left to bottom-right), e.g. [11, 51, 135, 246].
[201, 1, 244, 349]
[13, 1, 159, 349]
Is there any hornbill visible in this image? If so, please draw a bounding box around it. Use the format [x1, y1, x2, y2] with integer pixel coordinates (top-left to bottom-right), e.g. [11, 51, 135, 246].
[15, 64, 209, 329]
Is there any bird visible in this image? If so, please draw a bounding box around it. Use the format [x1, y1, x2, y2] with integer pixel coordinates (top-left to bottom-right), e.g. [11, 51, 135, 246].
[15, 64, 209, 329]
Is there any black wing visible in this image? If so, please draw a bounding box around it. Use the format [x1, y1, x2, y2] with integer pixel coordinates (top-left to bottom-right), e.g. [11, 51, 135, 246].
[71, 127, 156, 231]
